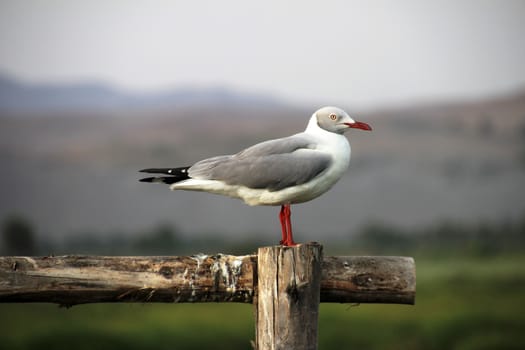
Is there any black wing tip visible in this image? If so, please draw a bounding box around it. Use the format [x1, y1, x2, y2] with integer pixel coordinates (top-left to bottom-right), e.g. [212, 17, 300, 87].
[139, 168, 166, 174]
[139, 176, 187, 185]
[139, 167, 190, 175]
[139, 167, 191, 184]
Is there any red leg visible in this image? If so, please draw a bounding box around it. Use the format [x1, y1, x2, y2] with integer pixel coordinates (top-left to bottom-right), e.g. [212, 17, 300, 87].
[281, 204, 296, 246]
[279, 205, 287, 245]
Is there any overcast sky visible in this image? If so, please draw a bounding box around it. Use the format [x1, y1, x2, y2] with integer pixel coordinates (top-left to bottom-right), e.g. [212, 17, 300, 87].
[1, 0, 524, 107]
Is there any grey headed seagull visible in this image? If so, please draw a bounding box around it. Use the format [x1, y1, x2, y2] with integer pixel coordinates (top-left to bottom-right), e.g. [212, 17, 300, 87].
[139, 106, 371, 246]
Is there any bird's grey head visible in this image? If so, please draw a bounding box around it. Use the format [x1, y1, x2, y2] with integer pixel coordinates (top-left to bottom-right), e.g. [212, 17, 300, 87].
[311, 106, 372, 134]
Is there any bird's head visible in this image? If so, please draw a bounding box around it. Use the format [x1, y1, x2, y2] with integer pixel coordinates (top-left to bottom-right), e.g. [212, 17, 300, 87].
[313, 106, 372, 134]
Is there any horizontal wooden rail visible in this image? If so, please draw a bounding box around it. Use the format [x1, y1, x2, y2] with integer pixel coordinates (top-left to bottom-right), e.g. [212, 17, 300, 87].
[0, 253, 415, 307]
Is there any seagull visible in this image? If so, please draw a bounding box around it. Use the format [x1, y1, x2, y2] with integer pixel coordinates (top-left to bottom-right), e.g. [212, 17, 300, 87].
[139, 106, 371, 246]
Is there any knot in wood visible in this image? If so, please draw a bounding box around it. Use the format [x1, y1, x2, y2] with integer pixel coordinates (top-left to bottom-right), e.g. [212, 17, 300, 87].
[158, 266, 174, 279]
[352, 273, 375, 287]
[286, 281, 309, 302]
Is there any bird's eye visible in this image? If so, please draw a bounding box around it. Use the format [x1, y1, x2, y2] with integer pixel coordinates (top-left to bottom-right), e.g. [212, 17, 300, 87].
[329, 113, 337, 120]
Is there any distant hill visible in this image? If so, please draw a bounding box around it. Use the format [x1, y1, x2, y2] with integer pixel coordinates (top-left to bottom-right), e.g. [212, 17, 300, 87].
[0, 73, 284, 112]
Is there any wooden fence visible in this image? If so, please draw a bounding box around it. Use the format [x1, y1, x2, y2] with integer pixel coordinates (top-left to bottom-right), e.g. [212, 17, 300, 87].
[0, 242, 415, 350]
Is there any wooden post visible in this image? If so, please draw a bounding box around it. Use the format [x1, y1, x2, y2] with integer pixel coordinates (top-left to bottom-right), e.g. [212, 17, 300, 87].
[255, 242, 323, 350]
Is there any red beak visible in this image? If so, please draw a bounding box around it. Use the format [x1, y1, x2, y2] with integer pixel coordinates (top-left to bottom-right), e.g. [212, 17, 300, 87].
[345, 121, 372, 131]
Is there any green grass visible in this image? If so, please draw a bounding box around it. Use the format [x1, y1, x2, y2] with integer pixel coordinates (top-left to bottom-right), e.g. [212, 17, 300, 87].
[1, 255, 524, 349]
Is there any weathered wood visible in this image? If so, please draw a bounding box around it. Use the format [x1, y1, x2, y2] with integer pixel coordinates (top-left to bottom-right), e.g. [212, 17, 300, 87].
[321, 256, 416, 304]
[0, 254, 256, 305]
[255, 243, 323, 350]
[0, 252, 415, 306]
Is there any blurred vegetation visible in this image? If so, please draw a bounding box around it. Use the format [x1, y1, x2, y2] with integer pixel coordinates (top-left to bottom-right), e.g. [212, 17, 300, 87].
[347, 217, 525, 258]
[1, 213, 524, 258]
[1, 214, 524, 349]
[1, 214, 36, 255]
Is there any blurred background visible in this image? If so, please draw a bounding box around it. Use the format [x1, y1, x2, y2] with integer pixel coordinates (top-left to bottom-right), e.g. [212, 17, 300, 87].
[1, 1, 524, 349]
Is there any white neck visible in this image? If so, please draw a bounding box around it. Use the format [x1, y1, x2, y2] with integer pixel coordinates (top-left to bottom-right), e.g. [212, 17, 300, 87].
[305, 113, 322, 134]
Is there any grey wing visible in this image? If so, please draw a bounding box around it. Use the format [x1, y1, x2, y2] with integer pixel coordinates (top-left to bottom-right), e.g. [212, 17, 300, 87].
[189, 135, 331, 191]
[235, 134, 314, 158]
[225, 151, 332, 191]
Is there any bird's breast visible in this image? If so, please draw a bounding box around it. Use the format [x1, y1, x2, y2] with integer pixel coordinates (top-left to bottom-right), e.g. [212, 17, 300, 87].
[252, 134, 351, 205]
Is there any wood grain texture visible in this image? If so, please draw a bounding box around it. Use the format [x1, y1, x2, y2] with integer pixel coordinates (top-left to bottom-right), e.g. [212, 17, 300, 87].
[0, 251, 415, 306]
[0, 254, 256, 306]
[255, 243, 323, 350]
[321, 256, 416, 305]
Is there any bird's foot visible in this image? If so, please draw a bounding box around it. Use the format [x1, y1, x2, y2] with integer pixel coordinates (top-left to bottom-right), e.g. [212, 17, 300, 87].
[280, 239, 297, 247]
